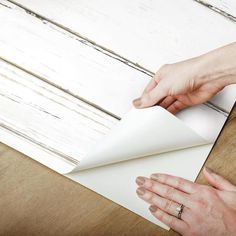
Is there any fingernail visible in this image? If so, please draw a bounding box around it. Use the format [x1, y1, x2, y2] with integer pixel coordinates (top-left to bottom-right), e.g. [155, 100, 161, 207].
[205, 167, 215, 174]
[133, 98, 141, 107]
[136, 177, 145, 186]
[136, 188, 146, 196]
[149, 205, 158, 213]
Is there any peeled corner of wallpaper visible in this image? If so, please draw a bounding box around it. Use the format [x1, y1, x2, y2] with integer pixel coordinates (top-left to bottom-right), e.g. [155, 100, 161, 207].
[68, 106, 210, 173]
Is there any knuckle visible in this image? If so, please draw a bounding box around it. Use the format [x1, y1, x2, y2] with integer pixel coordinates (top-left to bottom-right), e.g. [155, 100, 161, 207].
[159, 174, 168, 183]
[165, 186, 175, 199]
[172, 102, 181, 110]
[153, 74, 160, 83]
[157, 210, 165, 221]
[163, 200, 172, 211]
[144, 179, 153, 189]
[155, 64, 170, 81]
[149, 193, 157, 203]
[192, 187, 214, 209]
[199, 186, 215, 197]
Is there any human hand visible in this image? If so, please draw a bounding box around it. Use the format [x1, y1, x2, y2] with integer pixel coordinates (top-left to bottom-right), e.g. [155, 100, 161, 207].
[133, 42, 236, 114]
[133, 59, 223, 114]
[135, 167, 236, 236]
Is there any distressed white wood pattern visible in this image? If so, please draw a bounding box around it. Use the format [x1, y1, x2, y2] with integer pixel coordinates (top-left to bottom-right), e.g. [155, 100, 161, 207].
[201, 0, 236, 17]
[11, 0, 236, 72]
[0, 0, 230, 159]
[0, 0, 235, 117]
[0, 58, 226, 175]
[0, 0, 229, 143]
[0, 59, 117, 168]
[0, 1, 234, 227]
[6, 0, 236, 112]
[0, 0, 150, 118]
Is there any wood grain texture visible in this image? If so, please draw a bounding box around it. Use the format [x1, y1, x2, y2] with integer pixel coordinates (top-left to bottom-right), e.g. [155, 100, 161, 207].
[197, 104, 236, 185]
[10, 0, 236, 72]
[199, 0, 236, 18]
[0, 0, 152, 117]
[0, 48, 229, 176]
[0, 105, 234, 236]
[1, 0, 233, 126]
[0, 59, 117, 167]
[2, 0, 236, 113]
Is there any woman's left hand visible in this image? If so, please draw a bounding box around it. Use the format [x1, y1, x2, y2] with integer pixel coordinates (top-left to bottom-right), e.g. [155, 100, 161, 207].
[136, 167, 236, 236]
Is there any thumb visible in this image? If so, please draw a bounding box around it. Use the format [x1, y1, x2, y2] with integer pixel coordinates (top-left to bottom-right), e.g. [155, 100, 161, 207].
[203, 167, 236, 191]
[133, 84, 167, 108]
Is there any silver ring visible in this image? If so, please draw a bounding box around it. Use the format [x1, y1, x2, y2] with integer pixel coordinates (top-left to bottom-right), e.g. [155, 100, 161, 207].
[176, 204, 184, 219]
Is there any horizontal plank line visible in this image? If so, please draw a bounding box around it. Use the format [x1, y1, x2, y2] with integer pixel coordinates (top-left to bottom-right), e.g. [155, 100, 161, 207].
[0, 57, 121, 121]
[194, 0, 236, 22]
[4, 0, 231, 116]
[204, 102, 228, 117]
[0, 1, 11, 8]
[1, 55, 229, 121]
[7, 0, 153, 78]
[0, 121, 80, 166]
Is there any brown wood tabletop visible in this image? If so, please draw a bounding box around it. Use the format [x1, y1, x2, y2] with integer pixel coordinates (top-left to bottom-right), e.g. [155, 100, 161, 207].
[0, 104, 235, 236]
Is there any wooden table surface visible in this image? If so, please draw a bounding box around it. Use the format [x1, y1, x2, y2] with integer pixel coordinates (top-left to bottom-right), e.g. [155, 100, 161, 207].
[0, 105, 235, 236]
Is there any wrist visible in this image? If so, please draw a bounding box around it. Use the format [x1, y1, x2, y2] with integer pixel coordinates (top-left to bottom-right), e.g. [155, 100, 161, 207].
[193, 43, 236, 87]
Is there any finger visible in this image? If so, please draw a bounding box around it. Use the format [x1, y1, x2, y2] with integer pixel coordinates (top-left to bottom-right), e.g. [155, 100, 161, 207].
[133, 78, 158, 107]
[203, 167, 236, 192]
[150, 173, 198, 194]
[136, 187, 190, 221]
[166, 100, 187, 114]
[135, 177, 191, 207]
[143, 78, 158, 95]
[136, 84, 168, 108]
[149, 205, 188, 234]
[158, 96, 176, 109]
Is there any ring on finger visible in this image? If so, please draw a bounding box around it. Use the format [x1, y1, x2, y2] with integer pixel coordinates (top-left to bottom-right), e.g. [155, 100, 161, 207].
[176, 204, 184, 220]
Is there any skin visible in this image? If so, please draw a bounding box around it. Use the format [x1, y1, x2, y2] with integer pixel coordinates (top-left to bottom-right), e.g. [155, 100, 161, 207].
[133, 42, 236, 114]
[133, 42, 236, 234]
[136, 168, 236, 236]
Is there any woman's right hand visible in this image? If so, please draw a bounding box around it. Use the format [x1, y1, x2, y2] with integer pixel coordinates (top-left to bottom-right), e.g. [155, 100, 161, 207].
[133, 42, 236, 114]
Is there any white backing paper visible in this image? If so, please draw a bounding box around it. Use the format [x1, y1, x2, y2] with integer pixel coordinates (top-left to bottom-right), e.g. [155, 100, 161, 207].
[0, 105, 225, 230]
[73, 106, 209, 171]
[67, 144, 213, 230]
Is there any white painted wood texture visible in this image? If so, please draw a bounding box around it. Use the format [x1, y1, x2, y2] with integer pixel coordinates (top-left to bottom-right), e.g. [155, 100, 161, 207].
[0, 59, 117, 171]
[0, 0, 235, 229]
[0, 0, 229, 137]
[0, 0, 149, 118]
[12, 0, 236, 71]
[5, 0, 236, 112]
[202, 0, 236, 17]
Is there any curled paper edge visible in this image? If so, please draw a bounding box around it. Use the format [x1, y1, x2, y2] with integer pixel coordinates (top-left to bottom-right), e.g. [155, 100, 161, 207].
[68, 106, 210, 173]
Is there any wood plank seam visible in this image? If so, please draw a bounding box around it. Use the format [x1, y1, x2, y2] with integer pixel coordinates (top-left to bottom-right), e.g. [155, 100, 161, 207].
[0, 1, 10, 8]
[6, 0, 153, 77]
[0, 58, 119, 167]
[0, 122, 80, 165]
[0, 54, 229, 118]
[8, 0, 236, 77]
[1, 1, 231, 116]
[0, 57, 122, 120]
[194, 0, 236, 21]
